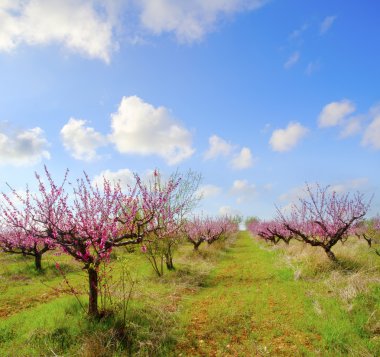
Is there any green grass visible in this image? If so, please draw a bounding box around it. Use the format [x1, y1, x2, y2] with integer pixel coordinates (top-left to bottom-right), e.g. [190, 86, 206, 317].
[0, 232, 379, 356]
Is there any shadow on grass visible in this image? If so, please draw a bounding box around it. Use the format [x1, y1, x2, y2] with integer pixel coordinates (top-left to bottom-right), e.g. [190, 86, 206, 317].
[333, 256, 366, 273]
[4, 261, 79, 280]
[154, 264, 213, 289]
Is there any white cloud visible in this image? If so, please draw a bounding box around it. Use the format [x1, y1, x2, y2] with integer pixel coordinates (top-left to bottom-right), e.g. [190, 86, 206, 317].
[279, 184, 311, 202]
[320, 15, 337, 35]
[137, 0, 266, 43]
[204, 135, 233, 159]
[289, 24, 308, 41]
[0, 1, 270, 60]
[318, 100, 356, 128]
[92, 168, 135, 190]
[0, 0, 116, 62]
[60, 118, 107, 161]
[196, 184, 221, 199]
[339, 116, 363, 138]
[110, 96, 194, 165]
[269, 122, 308, 152]
[263, 183, 273, 191]
[280, 179, 369, 203]
[0, 126, 50, 166]
[284, 51, 300, 69]
[218, 205, 241, 217]
[305, 61, 320, 76]
[329, 178, 369, 194]
[230, 147, 254, 169]
[230, 179, 256, 203]
[362, 112, 380, 150]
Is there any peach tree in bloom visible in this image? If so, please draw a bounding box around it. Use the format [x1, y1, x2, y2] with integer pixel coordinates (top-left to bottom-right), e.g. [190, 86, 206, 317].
[276, 184, 371, 261]
[246, 219, 293, 245]
[0, 227, 55, 271]
[0, 171, 65, 271]
[0, 166, 180, 317]
[184, 215, 239, 251]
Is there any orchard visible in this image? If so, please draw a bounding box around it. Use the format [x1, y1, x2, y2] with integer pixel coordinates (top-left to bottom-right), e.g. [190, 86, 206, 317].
[247, 184, 378, 262]
[1, 169, 379, 356]
[0, 166, 238, 318]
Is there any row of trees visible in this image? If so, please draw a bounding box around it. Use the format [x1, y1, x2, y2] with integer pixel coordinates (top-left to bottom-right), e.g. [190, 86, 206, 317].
[247, 184, 378, 261]
[184, 215, 239, 250]
[0, 167, 238, 317]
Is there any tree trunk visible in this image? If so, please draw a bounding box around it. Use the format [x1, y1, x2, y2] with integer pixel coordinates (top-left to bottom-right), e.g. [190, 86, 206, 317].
[194, 241, 202, 251]
[34, 253, 42, 271]
[88, 267, 99, 317]
[165, 254, 175, 270]
[325, 248, 337, 262]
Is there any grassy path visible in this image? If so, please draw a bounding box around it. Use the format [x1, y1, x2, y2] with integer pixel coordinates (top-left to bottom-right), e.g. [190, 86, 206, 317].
[175, 231, 377, 356]
[1, 232, 378, 356]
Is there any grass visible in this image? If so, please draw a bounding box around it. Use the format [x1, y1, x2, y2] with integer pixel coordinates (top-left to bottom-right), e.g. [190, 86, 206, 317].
[0, 232, 379, 356]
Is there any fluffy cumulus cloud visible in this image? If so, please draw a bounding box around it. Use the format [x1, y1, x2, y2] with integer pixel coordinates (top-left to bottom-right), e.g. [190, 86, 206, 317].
[0, 0, 116, 62]
[92, 168, 135, 190]
[196, 184, 221, 199]
[204, 135, 233, 159]
[269, 122, 308, 152]
[0, 0, 269, 60]
[0, 126, 50, 166]
[284, 51, 300, 69]
[137, 0, 266, 43]
[230, 147, 253, 169]
[362, 110, 380, 150]
[318, 100, 355, 128]
[230, 179, 256, 203]
[204, 135, 254, 169]
[320, 15, 337, 35]
[110, 96, 194, 165]
[60, 118, 107, 161]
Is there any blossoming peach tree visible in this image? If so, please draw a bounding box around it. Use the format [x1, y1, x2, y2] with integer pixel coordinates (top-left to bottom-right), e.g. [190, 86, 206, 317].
[276, 184, 371, 261]
[0, 166, 181, 317]
[246, 219, 293, 245]
[0, 227, 55, 271]
[184, 215, 239, 251]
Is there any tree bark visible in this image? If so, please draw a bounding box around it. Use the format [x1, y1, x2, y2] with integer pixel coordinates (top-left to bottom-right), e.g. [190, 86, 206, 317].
[88, 267, 99, 317]
[193, 241, 202, 251]
[165, 254, 175, 270]
[325, 248, 337, 262]
[34, 253, 42, 271]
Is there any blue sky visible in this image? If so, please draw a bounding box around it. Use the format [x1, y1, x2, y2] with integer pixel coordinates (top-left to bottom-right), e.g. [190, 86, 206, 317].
[0, 0, 379, 219]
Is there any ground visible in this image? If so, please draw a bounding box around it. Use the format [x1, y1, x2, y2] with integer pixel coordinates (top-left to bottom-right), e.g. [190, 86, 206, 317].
[0, 232, 379, 356]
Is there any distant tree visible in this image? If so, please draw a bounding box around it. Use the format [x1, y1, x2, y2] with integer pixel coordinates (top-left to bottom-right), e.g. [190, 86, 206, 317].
[247, 219, 293, 245]
[0, 227, 55, 271]
[375, 217, 380, 256]
[358, 217, 380, 256]
[184, 215, 239, 251]
[140, 169, 201, 276]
